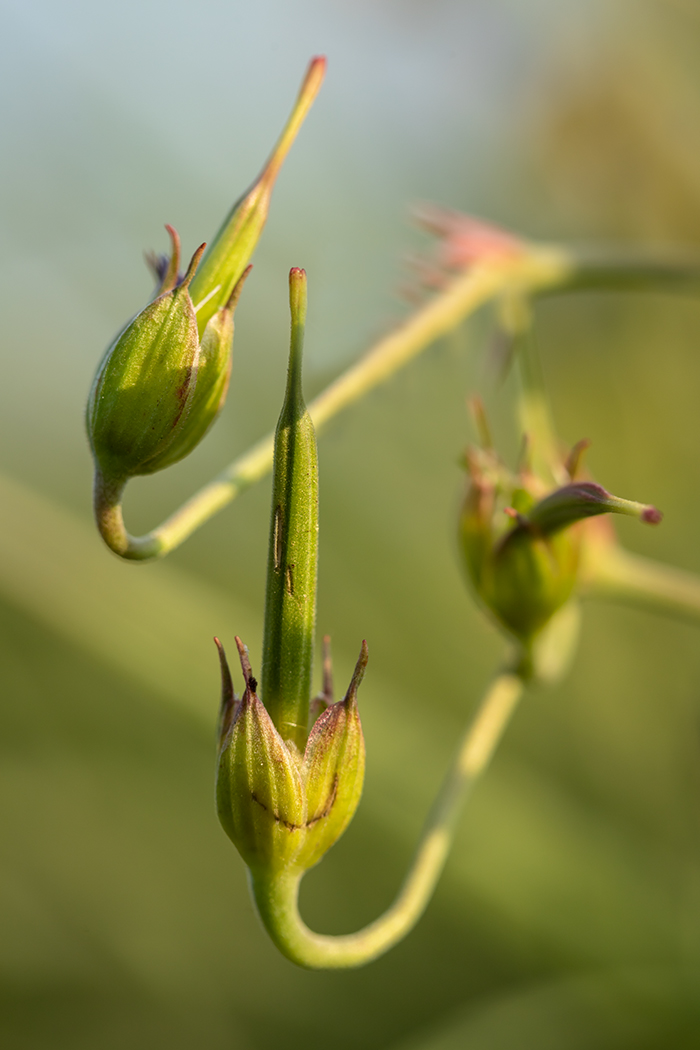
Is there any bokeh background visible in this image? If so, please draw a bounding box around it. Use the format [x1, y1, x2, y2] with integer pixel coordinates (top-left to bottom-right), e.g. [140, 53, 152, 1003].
[3, 0, 700, 1046]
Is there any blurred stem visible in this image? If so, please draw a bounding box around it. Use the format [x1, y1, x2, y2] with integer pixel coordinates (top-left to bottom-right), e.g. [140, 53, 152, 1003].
[513, 325, 566, 488]
[249, 669, 524, 969]
[97, 247, 571, 559]
[583, 542, 700, 624]
[95, 246, 700, 562]
[555, 254, 700, 297]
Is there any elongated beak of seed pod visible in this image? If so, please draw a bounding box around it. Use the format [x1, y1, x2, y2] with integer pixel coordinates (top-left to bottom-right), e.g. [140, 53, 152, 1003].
[189, 57, 326, 336]
[261, 267, 319, 752]
[215, 265, 366, 877]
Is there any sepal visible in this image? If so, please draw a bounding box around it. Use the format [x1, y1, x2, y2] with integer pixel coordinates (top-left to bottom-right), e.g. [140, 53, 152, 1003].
[87, 237, 205, 482]
[297, 642, 367, 870]
[216, 637, 368, 877]
[151, 266, 252, 471]
[459, 430, 662, 649]
[216, 638, 306, 875]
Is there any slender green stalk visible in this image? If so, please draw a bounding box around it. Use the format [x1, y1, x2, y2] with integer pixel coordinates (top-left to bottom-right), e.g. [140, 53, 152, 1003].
[556, 254, 700, 296]
[101, 246, 571, 559]
[261, 269, 318, 749]
[95, 247, 700, 562]
[583, 542, 700, 624]
[248, 669, 523, 969]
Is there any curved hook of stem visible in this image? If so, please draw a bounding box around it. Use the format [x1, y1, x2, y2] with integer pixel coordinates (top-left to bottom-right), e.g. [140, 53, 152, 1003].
[248, 669, 524, 969]
[93, 472, 162, 560]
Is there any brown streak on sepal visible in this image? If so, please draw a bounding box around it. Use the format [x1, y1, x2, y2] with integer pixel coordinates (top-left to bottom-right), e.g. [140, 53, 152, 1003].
[234, 635, 255, 692]
[217, 662, 307, 871]
[251, 791, 297, 832]
[160, 225, 182, 294]
[298, 679, 365, 870]
[305, 775, 339, 827]
[273, 505, 283, 573]
[223, 264, 253, 314]
[174, 362, 197, 413]
[180, 242, 207, 291]
[301, 702, 348, 823]
[343, 640, 369, 708]
[250, 780, 338, 832]
[304, 695, 347, 761]
[214, 636, 239, 747]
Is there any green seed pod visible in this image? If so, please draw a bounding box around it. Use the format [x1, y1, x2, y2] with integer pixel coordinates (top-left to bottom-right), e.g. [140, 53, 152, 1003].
[484, 518, 581, 643]
[216, 267, 366, 878]
[148, 264, 252, 473]
[216, 639, 306, 875]
[87, 233, 205, 484]
[87, 61, 327, 558]
[216, 638, 367, 877]
[459, 445, 662, 648]
[87, 229, 252, 489]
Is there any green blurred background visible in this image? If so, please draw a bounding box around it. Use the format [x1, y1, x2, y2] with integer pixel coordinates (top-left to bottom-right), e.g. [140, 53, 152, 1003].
[3, 0, 700, 1046]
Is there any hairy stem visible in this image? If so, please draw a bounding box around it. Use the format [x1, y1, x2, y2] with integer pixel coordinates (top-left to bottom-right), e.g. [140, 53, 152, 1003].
[249, 669, 524, 969]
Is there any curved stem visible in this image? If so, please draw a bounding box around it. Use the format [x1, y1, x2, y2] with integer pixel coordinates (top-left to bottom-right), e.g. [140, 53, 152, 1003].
[583, 542, 700, 624]
[249, 670, 524, 969]
[99, 247, 571, 559]
[554, 254, 700, 297]
[93, 471, 159, 560]
[96, 247, 700, 562]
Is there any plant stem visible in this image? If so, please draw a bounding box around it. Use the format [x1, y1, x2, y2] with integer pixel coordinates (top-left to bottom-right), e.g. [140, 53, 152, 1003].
[556, 254, 700, 296]
[249, 669, 524, 969]
[583, 542, 700, 624]
[261, 269, 318, 750]
[100, 246, 571, 559]
[95, 247, 700, 562]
